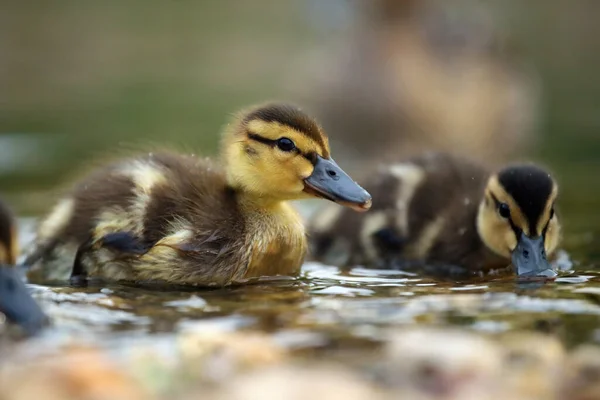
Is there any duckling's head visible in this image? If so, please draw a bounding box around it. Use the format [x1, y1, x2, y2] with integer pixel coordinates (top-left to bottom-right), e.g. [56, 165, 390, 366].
[222, 103, 372, 211]
[477, 165, 560, 278]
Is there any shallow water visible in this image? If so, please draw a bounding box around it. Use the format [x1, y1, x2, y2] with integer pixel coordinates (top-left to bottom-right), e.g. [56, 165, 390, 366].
[9, 200, 600, 363]
[0, 192, 596, 400]
[20, 264, 600, 352]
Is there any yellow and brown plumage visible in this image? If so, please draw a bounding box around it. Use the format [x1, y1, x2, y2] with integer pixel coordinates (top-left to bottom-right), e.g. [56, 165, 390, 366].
[309, 152, 561, 279]
[0, 198, 18, 266]
[24, 103, 371, 286]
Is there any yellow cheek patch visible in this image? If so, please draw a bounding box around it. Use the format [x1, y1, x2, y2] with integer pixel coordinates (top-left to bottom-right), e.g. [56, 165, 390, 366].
[295, 158, 314, 179]
[536, 185, 558, 235]
[476, 202, 515, 258]
[544, 218, 561, 255]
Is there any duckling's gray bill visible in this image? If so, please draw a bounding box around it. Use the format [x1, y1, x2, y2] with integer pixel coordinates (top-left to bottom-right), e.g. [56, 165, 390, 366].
[304, 156, 372, 212]
[512, 235, 556, 278]
[0, 266, 47, 336]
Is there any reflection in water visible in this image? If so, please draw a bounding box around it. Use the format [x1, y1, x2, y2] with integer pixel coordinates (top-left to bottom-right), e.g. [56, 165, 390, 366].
[10, 259, 600, 350]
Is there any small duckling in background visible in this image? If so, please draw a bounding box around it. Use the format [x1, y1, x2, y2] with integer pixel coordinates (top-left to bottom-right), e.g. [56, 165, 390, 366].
[0, 198, 47, 336]
[310, 152, 560, 279]
[24, 103, 371, 287]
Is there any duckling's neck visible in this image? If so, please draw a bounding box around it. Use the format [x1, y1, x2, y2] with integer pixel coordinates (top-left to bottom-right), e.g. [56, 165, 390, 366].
[236, 192, 304, 232]
[234, 191, 307, 280]
[235, 192, 288, 212]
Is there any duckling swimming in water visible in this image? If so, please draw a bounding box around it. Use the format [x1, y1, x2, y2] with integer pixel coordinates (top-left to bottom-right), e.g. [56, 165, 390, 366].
[309, 152, 560, 279]
[24, 103, 372, 286]
[0, 199, 47, 335]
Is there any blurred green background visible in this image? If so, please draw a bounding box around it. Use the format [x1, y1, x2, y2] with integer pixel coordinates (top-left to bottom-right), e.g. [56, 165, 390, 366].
[1, 0, 598, 228]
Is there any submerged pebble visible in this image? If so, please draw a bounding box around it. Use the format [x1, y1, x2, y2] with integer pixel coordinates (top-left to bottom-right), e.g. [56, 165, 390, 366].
[1, 325, 600, 399]
[562, 344, 600, 400]
[176, 329, 287, 381]
[0, 345, 150, 400]
[499, 332, 566, 399]
[199, 365, 386, 400]
[164, 295, 208, 310]
[379, 328, 504, 399]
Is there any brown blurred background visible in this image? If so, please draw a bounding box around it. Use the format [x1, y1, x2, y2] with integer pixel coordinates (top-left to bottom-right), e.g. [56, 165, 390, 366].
[0, 0, 598, 224]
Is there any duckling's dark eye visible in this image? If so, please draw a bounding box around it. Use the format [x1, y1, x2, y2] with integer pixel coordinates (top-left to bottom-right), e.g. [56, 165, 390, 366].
[276, 137, 296, 152]
[498, 203, 511, 219]
[550, 208, 555, 219]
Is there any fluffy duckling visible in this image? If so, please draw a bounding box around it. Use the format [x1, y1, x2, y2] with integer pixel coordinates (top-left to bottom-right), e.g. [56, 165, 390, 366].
[309, 152, 560, 278]
[24, 103, 371, 286]
[0, 198, 47, 335]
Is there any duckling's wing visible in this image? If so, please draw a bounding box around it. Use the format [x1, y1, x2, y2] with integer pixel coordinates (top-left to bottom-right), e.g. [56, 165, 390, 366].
[118, 226, 245, 286]
[69, 231, 153, 283]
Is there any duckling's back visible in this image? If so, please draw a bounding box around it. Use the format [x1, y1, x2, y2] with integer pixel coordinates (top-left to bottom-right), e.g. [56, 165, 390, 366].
[25, 152, 247, 285]
[309, 153, 501, 275]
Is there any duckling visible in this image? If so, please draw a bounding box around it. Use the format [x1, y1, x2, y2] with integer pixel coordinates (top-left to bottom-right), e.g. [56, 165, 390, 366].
[309, 152, 560, 278]
[23, 103, 372, 286]
[0, 198, 47, 335]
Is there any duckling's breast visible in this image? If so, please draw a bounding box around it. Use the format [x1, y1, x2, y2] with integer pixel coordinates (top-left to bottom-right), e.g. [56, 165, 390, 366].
[242, 203, 307, 281]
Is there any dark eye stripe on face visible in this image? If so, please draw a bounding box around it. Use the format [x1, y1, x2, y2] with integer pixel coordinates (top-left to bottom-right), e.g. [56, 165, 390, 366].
[247, 133, 277, 147]
[303, 152, 318, 164]
[247, 133, 317, 164]
[490, 193, 503, 212]
[491, 193, 522, 238]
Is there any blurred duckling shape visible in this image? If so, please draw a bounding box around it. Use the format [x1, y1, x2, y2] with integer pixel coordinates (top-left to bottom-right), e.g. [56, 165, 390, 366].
[0, 199, 47, 336]
[310, 153, 560, 279]
[291, 0, 540, 177]
[24, 103, 371, 287]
